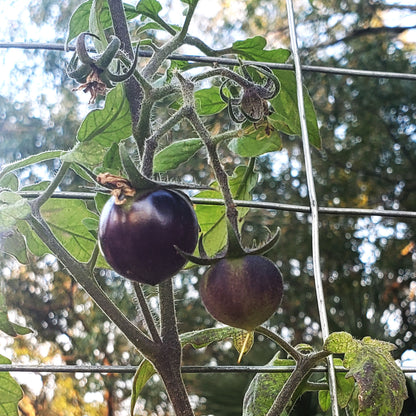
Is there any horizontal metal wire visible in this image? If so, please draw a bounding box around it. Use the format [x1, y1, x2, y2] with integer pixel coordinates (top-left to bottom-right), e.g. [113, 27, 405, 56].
[17, 191, 416, 219]
[0, 364, 415, 374]
[0, 42, 415, 81]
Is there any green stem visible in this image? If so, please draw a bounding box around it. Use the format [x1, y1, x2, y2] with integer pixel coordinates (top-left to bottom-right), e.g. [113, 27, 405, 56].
[159, 279, 179, 341]
[87, 243, 100, 272]
[176, 73, 239, 235]
[108, 0, 143, 129]
[187, 110, 239, 235]
[27, 213, 156, 358]
[158, 278, 195, 416]
[256, 326, 302, 361]
[184, 35, 233, 56]
[142, 107, 187, 176]
[235, 157, 255, 199]
[142, 2, 198, 80]
[31, 161, 71, 210]
[134, 282, 161, 343]
[134, 97, 154, 156]
[266, 350, 330, 416]
[192, 67, 254, 89]
[212, 129, 242, 146]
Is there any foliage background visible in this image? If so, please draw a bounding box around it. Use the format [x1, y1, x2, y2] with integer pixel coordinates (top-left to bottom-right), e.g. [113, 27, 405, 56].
[0, 0, 415, 415]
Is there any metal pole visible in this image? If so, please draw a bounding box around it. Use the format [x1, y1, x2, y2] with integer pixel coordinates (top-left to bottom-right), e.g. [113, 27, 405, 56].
[285, 0, 339, 414]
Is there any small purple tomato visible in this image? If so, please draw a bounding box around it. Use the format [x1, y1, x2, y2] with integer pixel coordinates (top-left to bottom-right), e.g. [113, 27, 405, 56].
[199, 255, 283, 330]
[98, 189, 198, 285]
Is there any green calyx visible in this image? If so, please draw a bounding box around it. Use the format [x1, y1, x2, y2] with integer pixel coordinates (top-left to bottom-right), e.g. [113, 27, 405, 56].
[67, 32, 139, 88]
[117, 142, 212, 195]
[176, 218, 281, 266]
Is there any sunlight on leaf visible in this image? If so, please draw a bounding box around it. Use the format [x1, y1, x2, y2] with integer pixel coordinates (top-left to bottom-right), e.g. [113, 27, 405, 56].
[228, 122, 282, 157]
[0, 192, 31, 233]
[130, 360, 156, 416]
[67, 0, 139, 45]
[63, 85, 132, 171]
[193, 165, 258, 257]
[180, 326, 242, 349]
[318, 358, 355, 411]
[40, 199, 99, 263]
[324, 332, 408, 415]
[0, 355, 23, 416]
[243, 352, 301, 416]
[136, 0, 163, 20]
[269, 70, 321, 148]
[232, 36, 290, 63]
[153, 138, 203, 173]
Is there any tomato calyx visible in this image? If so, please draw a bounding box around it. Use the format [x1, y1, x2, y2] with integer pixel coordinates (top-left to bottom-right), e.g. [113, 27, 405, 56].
[176, 218, 281, 266]
[95, 142, 211, 204]
[67, 32, 139, 103]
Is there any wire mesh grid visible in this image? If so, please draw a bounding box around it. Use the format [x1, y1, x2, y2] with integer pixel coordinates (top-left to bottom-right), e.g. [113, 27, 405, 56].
[0, 0, 415, 414]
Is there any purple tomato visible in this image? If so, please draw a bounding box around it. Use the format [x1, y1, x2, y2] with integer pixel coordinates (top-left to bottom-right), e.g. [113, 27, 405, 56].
[99, 189, 198, 285]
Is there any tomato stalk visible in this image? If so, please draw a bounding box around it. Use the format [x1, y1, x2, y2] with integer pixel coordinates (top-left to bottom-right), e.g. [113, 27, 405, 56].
[177, 72, 241, 236]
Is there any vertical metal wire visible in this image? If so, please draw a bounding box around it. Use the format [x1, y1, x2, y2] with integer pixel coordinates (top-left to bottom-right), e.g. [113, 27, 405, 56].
[285, 0, 340, 414]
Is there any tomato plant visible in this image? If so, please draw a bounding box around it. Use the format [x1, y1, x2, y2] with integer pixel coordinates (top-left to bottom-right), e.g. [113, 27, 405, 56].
[0, 0, 409, 415]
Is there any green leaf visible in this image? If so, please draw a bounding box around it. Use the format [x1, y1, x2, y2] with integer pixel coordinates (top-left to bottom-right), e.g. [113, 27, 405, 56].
[89, 0, 107, 52]
[63, 85, 132, 170]
[101, 142, 123, 175]
[66, 1, 92, 47]
[195, 86, 228, 116]
[0, 173, 18, 191]
[180, 326, 241, 349]
[40, 198, 99, 263]
[130, 360, 156, 416]
[153, 138, 203, 173]
[94, 192, 110, 214]
[318, 358, 355, 411]
[323, 331, 354, 355]
[228, 123, 282, 157]
[269, 70, 321, 148]
[66, 0, 139, 45]
[170, 87, 227, 116]
[232, 36, 291, 63]
[194, 165, 258, 256]
[0, 192, 31, 233]
[136, 0, 163, 20]
[0, 354, 23, 416]
[0, 230, 28, 264]
[324, 332, 408, 416]
[0, 290, 33, 337]
[77, 85, 132, 144]
[0, 151, 62, 183]
[243, 352, 301, 416]
[16, 220, 50, 258]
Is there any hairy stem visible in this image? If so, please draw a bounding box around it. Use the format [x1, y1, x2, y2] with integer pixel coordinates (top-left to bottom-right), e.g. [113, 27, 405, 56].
[142, 107, 187, 176]
[31, 161, 71, 210]
[108, 0, 143, 128]
[134, 282, 162, 343]
[266, 350, 330, 416]
[176, 74, 239, 234]
[156, 278, 194, 415]
[142, 2, 198, 80]
[27, 213, 156, 358]
[256, 326, 302, 361]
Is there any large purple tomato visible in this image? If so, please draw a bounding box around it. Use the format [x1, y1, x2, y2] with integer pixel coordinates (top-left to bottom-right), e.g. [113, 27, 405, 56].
[98, 189, 199, 285]
[199, 255, 283, 331]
